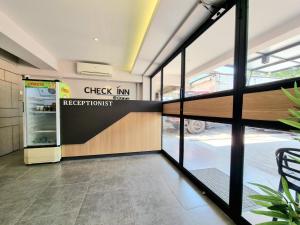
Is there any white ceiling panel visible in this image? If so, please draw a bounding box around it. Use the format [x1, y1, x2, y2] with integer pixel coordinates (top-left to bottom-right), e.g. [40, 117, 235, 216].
[132, 0, 199, 75]
[0, 0, 159, 70]
[140, 3, 212, 76]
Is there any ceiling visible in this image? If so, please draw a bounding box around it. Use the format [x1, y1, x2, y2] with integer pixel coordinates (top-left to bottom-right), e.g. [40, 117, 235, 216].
[183, 0, 300, 80]
[153, 0, 300, 88]
[5, 0, 298, 79]
[132, 0, 203, 75]
[0, 0, 160, 71]
[0, 0, 214, 74]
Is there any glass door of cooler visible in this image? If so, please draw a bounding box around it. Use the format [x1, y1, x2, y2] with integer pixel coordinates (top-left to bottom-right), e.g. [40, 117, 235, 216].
[24, 80, 58, 147]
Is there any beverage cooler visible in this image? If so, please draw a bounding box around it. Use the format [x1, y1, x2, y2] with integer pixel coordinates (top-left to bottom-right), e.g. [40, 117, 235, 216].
[23, 79, 61, 164]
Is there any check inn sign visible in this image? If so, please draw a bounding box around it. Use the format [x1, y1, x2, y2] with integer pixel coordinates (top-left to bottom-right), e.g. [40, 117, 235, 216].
[84, 85, 131, 100]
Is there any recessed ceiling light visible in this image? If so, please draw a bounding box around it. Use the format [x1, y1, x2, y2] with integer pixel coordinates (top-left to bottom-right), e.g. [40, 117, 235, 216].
[93, 37, 99, 42]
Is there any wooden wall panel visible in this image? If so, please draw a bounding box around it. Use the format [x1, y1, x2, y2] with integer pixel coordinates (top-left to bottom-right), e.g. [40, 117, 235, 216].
[163, 102, 180, 115]
[62, 112, 161, 157]
[183, 96, 233, 118]
[243, 88, 294, 121]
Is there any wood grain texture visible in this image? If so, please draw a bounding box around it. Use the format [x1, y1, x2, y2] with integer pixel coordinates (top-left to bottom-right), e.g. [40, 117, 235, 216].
[183, 96, 233, 118]
[163, 102, 180, 115]
[243, 88, 294, 121]
[62, 112, 161, 157]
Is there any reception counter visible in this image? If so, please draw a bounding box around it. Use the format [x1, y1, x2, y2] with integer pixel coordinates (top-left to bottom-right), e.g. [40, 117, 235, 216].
[60, 99, 162, 157]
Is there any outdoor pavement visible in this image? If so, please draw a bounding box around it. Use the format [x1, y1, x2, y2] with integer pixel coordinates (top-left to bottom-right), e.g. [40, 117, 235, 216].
[162, 121, 300, 223]
[0, 150, 234, 225]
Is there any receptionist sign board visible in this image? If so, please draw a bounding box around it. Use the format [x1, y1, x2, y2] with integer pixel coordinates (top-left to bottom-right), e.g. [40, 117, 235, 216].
[62, 99, 113, 107]
[60, 99, 161, 144]
[62, 79, 136, 100]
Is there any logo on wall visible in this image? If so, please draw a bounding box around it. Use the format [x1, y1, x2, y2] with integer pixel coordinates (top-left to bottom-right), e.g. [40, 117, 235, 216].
[84, 85, 130, 100]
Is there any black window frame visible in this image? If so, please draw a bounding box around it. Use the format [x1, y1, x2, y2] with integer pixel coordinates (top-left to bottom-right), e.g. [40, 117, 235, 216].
[150, 0, 300, 224]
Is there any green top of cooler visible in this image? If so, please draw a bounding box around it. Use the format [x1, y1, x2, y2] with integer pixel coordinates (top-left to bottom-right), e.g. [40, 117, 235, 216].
[25, 80, 56, 89]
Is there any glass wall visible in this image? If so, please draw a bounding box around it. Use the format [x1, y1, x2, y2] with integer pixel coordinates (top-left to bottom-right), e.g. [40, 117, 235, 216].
[162, 116, 180, 162]
[163, 55, 181, 101]
[151, 72, 161, 101]
[152, 1, 300, 224]
[242, 127, 300, 224]
[185, 7, 235, 98]
[242, 1, 300, 222]
[184, 120, 232, 203]
[246, 0, 300, 86]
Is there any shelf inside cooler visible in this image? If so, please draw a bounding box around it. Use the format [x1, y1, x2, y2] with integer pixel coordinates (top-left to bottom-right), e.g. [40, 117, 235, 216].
[27, 143, 57, 147]
[28, 96, 55, 100]
[29, 111, 56, 114]
[27, 132, 57, 146]
[33, 130, 56, 133]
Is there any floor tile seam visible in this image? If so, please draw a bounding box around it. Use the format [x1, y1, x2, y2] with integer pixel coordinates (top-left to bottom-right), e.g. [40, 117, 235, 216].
[11, 197, 40, 225]
[49, 180, 91, 187]
[14, 166, 34, 180]
[1, 180, 53, 195]
[12, 178, 58, 224]
[84, 188, 135, 199]
[15, 208, 81, 224]
[132, 204, 184, 221]
[86, 186, 132, 195]
[185, 203, 211, 212]
[159, 174, 188, 211]
[0, 165, 9, 172]
[15, 176, 58, 185]
[35, 191, 89, 202]
[82, 188, 137, 212]
[45, 182, 90, 190]
[73, 176, 94, 225]
[0, 170, 27, 181]
[35, 183, 90, 202]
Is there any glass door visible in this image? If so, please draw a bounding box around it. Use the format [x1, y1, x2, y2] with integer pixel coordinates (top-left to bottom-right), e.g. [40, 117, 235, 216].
[24, 80, 57, 147]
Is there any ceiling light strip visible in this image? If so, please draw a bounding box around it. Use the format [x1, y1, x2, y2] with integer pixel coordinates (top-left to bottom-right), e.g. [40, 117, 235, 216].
[126, 0, 160, 72]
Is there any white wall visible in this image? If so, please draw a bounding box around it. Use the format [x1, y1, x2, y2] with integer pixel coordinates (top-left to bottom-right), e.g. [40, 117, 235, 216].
[142, 76, 150, 100]
[18, 60, 142, 83]
[62, 78, 137, 100]
[0, 10, 58, 70]
[16, 60, 151, 100]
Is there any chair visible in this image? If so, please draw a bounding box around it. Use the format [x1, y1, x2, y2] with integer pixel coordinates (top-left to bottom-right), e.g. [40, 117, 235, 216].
[275, 148, 300, 200]
[272, 148, 300, 221]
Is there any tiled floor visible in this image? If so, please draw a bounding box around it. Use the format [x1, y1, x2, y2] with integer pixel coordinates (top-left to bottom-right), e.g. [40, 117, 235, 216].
[0, 151, 235, 225]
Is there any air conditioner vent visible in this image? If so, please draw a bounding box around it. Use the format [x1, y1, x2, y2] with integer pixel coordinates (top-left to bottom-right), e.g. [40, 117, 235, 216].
[76, 62, 113, 76]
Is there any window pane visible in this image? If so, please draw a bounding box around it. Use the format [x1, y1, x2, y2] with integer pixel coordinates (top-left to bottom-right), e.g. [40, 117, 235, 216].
[183, 120, 232, 203]
[242, 127, 300, 224]
[185, 8, 235, 98]
[246, 0, 300, 86]
[162, 116, 180, 162]
[151, 72, 161, 101]
[163, 55, 181, 101]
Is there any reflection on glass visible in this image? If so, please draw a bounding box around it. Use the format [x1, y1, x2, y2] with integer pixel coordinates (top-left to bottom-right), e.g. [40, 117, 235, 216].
[247, 44, 300, 85]
[183, 120, 232, 203]
[246, 0, 300, 86]
[242, 127, 300, 224]
[151, 72, 161, 101]
[25, 84, 57, 146]
[163, 55, 181, 101]
[162, 116, 180, 162]
[185, 8, 235, 97]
